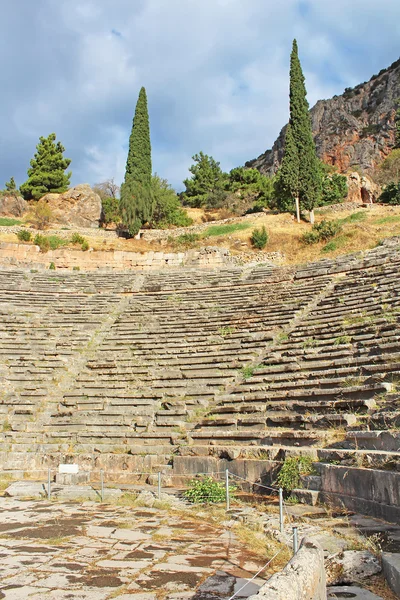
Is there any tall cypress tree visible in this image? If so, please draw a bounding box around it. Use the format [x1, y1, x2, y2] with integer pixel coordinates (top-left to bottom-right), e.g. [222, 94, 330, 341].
[394, 99, 400, 149]
[289, 40, 321, 223]
[275, 123, 299, 215]
[120, 87, 154, 236]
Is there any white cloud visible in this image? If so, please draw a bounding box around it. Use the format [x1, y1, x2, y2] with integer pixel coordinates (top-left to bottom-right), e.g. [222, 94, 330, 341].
[1, 0, 399, 190]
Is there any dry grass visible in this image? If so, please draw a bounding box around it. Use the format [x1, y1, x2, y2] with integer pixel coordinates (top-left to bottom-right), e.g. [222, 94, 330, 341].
[2, 204, 400, 266]
[234, 523, 291, 572]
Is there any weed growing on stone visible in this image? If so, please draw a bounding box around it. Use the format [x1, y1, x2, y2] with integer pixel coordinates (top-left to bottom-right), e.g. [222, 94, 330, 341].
[184, 476, 235, 504]
[277, 456, 315, 492]
[218, 325, 236, 337]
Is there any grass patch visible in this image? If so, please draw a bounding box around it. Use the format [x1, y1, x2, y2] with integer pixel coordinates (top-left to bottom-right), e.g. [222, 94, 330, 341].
[339, 211, 367, 224]
[321, 235, 349, 253]
[375, 215, 400, 225]
[234, 524, 291, 568]
[0, 217, 22, 226]
[240, 364, 263, 379]
[203, 223, 251, 237]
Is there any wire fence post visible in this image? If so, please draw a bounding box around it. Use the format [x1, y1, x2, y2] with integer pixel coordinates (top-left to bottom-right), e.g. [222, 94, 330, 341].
[47, 468, 51, 501]
[100, 469, 104, 502]
[292, 526, 299, 555]
[157, 472, 161, 500]
[279, 487, 284, 534]
[225, 469, 230, 512]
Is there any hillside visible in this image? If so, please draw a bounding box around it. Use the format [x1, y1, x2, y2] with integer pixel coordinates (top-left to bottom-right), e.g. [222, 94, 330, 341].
[247, 57, 400, 176]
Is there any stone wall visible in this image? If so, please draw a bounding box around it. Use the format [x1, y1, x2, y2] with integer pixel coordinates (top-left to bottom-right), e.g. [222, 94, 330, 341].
[0, 242, 231, 271]
[319, 464, 400, 524]
[247, 538, 326, 600]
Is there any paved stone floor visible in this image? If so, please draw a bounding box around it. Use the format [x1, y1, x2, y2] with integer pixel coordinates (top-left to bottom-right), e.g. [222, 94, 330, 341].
[0, 498, 267, 599]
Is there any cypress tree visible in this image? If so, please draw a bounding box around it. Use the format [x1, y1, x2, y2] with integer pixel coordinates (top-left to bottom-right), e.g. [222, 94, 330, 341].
[20, 133, 71, 200]
[120, 87, 154, 236]
[394, 99, 400, 149]
[275, 123, 299, 215]
[289, 40, 321, 223]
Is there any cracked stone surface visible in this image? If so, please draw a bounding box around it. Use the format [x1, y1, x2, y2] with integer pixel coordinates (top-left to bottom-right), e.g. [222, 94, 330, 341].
[0, 498, 267, 599]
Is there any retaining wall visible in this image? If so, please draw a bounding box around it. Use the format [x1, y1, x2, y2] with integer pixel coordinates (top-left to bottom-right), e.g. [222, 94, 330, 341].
[319, 464, 400, 524]
[248, 538, 326, 600]
[0, 243, 230, 271]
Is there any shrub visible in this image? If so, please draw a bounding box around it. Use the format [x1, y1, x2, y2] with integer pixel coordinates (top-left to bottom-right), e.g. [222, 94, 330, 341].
[150, 175, 193, 229]
[379, 182, 400, 205]
[33, 234, 65, 252]
[49, 262, 56, 270]
[101, 196, 121, 226]
[70, 233, 85, 245]
[172, 233, 201, 248]
[277, 456, 315, 492]
[184, 476, 236, 504]
[33, 234, 50, 252]
[302, 220, 342, 244]
[47, 235, 66, 250]
[81, 240, 89, 251]
[17, 229, 32, 242]
[28, 200, 53, 229]
[250, 226, 268, 249]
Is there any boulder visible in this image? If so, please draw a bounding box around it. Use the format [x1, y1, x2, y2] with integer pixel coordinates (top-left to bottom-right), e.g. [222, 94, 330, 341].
[0, 194, 28, 217]
[41, 184, 101, 228]
[327, 550, 381, 585]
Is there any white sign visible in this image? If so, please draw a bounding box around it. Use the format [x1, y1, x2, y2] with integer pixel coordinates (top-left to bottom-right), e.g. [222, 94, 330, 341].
[58, 464, 79, 474]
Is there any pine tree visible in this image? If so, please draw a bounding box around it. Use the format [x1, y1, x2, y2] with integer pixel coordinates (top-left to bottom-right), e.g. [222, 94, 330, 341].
[5, 177, 17, 193]
[275, 123, 299, 214]
[182, 152, 228, 208]
[20, 133, 71, 200]
[289, 39, 321, 223]
[120, 87, 153, 236]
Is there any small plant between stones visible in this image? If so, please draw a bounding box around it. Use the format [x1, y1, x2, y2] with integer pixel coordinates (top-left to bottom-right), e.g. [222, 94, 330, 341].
[184, 476, 236, 504]
[277, 456, 315, 492]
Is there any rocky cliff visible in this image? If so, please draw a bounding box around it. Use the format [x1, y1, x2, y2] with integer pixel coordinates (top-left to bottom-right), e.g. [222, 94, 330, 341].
[247, 58, 400, 176]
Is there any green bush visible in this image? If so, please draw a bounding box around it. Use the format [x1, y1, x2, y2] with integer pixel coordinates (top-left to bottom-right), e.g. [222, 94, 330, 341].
[172, 233, 201, 248]
[33, 234, 50, 253]
[33, 234, 65, 252]
[70, 233, 85, 245]
[47, 235, 66, 250]
[49, 262, 56, 270]
[184, 476, 236, 504]
[379, 182, 400, 205]
[250, 226, 268, 249]
[302, 220, 342, 245]
[81, 240, 89, 251]
[101, 196, 121, 226]
[17, 229, 32, 242]
[150, 175, 193, 228]
[277, 456, 315, 492]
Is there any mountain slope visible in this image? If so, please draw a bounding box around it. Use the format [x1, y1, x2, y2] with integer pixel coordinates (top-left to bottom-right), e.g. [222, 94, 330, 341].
[247, 58, 400, 176]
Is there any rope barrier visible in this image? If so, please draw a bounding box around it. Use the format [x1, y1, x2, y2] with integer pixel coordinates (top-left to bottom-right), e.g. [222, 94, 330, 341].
[227, 471, 279, 493]
[226, 548, 284, 600]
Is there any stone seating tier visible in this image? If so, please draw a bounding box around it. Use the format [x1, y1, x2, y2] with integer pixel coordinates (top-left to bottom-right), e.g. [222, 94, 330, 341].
[0, 240, 399, 476]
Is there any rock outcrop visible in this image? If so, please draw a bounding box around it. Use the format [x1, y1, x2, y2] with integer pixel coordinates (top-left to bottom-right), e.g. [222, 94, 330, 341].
[0, 194, 28, 217]
[247, 57, 400, 176]
[41, 184, 102, 228]
[346, 172, 381, 203]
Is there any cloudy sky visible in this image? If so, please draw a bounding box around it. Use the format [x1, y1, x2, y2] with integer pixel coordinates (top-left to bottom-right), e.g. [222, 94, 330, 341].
[1, 1, 400, 191]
